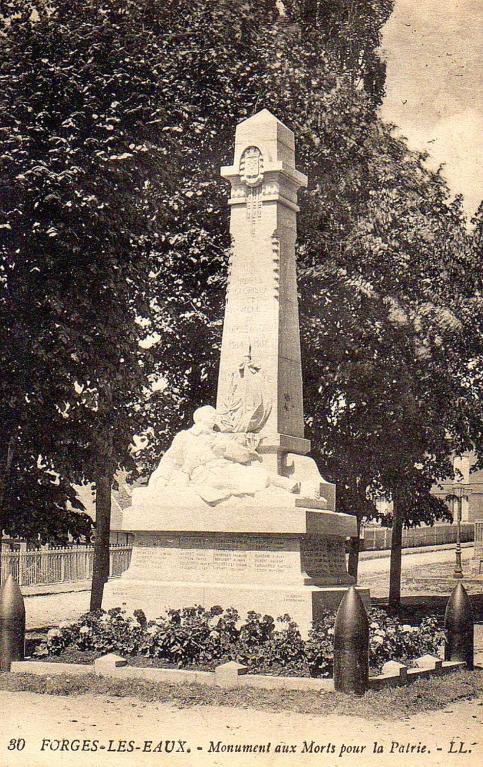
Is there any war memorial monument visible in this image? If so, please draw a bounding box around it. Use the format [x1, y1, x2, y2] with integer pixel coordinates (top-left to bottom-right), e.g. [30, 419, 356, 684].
[105, 110, 369, 632]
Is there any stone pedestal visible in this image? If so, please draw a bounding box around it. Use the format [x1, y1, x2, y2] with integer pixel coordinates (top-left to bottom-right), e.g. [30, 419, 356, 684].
[104, 504, 369, 635]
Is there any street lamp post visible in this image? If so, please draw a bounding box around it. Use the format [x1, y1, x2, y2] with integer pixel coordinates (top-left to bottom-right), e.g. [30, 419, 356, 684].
[452, 484, 464, 580]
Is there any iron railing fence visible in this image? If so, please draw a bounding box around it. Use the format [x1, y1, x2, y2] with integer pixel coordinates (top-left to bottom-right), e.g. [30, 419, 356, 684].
[0, 544, 132, 587]
[362, 523, 474, 551]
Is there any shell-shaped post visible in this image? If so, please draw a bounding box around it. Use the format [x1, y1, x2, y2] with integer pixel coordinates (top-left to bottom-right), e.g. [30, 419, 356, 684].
[444, 582, 474, 670]
[333, 586, 369, 695]
[0, 574, 26, 671]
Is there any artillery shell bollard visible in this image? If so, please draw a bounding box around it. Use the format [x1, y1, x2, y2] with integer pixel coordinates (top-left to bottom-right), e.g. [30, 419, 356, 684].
[333, 586, 369, 696]
[0, 575, 26, 671]
[444, 582, 474, 670]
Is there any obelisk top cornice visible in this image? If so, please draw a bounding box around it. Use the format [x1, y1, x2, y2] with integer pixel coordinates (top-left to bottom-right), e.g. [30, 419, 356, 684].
[220, 109, 308, 190]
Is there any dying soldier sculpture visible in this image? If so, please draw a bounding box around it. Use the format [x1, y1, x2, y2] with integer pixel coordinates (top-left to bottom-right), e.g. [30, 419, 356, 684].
[148, 405, 299, 506]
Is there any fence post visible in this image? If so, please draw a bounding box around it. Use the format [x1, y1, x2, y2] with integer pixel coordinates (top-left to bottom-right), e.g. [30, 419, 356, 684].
[0, 575, 25, 671]
[39, 545, 46, 583]
[0, 545, 5, 588]
[444, 583, 474, 670]
[17, 542, 27, 587]
[60, 548, 66, 582]
[333, 586, 369, 696]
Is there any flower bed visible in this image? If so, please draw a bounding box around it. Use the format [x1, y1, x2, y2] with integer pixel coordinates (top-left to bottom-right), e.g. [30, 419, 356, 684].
[36, 606, 445, 679]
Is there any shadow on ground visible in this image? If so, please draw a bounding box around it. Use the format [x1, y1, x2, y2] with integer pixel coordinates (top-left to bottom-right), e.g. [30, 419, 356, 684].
[372, 593, 483, 623]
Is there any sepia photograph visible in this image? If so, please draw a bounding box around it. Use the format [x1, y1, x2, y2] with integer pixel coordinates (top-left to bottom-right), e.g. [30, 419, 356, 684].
[0, 1, 481, 765]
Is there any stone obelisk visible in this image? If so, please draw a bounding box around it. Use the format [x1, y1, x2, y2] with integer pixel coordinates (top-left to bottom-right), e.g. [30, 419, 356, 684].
[218, 110, 310, 473]
[106, 110, 369, 633]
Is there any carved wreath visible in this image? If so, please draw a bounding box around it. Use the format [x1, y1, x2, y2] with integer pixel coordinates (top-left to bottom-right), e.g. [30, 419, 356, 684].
[239, 146, 264, 188]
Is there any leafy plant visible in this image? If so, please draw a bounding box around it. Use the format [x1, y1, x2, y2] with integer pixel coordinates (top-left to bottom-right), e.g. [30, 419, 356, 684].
[39, 604, 445, 678]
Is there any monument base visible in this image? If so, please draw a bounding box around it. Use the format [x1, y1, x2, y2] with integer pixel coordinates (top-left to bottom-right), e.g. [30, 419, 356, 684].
[104, 578, 370, 636]
[103, 506, 370, 636]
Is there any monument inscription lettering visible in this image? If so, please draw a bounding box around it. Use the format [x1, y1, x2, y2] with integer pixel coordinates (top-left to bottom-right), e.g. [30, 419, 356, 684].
[127, 533, 303, 584]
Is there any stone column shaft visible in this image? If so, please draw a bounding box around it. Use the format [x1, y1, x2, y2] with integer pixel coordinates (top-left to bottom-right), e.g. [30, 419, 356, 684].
[218, 110, 310, 465]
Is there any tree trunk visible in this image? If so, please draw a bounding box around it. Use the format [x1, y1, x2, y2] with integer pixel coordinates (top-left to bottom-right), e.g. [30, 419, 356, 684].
[303, 0, 318, 23]
[90, 472, 112, 611]
[0, 437, 15, 585]
[388, 494, 403, 612]
[347, 514, 362, 580]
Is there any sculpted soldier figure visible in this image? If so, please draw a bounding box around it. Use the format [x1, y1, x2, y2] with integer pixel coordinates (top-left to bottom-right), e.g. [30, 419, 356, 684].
[148, 405, 299, 506]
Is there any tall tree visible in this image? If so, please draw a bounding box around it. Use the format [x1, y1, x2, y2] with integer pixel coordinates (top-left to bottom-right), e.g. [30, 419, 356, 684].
[300, 125, 481, 593]
[0, 0, 179, 600]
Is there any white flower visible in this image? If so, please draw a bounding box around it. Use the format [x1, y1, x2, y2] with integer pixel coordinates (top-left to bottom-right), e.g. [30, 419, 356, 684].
[327, 628, 334, 636]
[402, 625, 412, 633]
[79, 626, 91, 635]
[209, 630, 220, 640]
[147, 625, 159, 635]
[47, 628, 61, 638]
[370, 622, 380, 629]
[372, 636, 384, 645]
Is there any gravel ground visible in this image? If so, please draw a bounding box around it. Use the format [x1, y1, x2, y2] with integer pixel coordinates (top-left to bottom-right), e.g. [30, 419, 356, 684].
[358, 546, 480, 597]
[0, 688, 481, 767]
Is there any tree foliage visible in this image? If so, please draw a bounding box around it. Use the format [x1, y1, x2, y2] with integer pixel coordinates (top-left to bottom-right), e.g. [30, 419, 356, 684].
[0, 0, 180, 539]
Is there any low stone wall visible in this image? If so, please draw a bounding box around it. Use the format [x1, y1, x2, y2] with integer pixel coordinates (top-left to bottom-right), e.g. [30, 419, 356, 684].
[10, 653, 466, 693]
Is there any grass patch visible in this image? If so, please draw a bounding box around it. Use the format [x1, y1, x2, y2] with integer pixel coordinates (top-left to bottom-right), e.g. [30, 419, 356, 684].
[33, 649, 97, 664]
[0, 669, 481, 720]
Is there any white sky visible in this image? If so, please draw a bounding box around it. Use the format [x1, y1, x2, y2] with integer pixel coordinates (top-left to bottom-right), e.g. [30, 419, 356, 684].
[380, 0, 482, 217]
